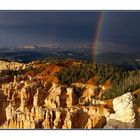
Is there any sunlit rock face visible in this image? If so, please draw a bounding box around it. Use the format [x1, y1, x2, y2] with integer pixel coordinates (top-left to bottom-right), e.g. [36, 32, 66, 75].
[0, 60, 26, 71]
[42, 106, 110, 129]
[2, 106, 110, 129]
[0, 60, 139, 129]
[104, 92, 136, 128]
[44, 84, 78, 109]
[0, 78, 111, 129]
[0, 78, 138, 129]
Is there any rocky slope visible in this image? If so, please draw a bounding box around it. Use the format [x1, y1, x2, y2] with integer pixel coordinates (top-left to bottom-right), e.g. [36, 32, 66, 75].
[0, 60, 140, 129]
[0, 60, 26, 71]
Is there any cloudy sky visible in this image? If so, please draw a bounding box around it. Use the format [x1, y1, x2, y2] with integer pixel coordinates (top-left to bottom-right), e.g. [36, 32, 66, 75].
[0, 11, 140, 52]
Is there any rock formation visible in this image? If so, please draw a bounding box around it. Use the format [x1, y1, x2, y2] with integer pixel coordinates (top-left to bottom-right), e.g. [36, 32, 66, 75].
[0, 76, 111, 129]
[0, 78, 138, 129]
[0, 60, 26, 71]
[0, 60, 139, 129]
[104, 92, 136, 128]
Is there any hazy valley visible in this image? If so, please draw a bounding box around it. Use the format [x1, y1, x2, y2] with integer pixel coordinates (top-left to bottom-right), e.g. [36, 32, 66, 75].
[0, 45, 140, 70]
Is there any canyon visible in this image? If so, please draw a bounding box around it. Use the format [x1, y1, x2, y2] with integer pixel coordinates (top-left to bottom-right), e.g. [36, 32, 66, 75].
[0, 60, 140, 129]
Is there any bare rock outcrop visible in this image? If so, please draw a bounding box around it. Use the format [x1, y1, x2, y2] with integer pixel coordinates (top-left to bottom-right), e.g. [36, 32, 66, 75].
[0, 79, 111, 129]
[2, 105, 111, 129]
[2, 78, 137, 129]
[44, 84, 78, 109]
[0, 60, 26, 71]
[104, 92, 136, 128]
[1, 77, 139, 129]
[0, 60, 139, 129]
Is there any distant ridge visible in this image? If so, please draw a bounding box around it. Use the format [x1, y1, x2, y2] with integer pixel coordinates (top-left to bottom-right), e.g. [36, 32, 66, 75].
[0, 46, 140, 70]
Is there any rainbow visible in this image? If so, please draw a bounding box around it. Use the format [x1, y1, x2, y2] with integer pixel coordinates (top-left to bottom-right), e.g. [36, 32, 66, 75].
[92, 12, 105, 65]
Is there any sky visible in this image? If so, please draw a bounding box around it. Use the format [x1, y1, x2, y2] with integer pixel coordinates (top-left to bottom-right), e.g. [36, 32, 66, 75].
[0, 11, 140, 52]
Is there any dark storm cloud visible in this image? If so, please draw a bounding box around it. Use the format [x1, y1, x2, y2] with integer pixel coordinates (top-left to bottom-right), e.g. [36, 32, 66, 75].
[101, 12, 140, 43]
[0, 11, 100, 47]
[0, 11, 99, 26]
[0, 11, 140, 53]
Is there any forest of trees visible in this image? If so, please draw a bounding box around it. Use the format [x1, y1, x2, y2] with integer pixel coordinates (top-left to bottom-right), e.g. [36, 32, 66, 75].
[0, 58, 140, 104]
[56, 61, 140, 101]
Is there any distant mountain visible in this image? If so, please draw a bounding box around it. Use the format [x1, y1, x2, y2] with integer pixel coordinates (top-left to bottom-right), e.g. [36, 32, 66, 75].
[96, 52, 140, 70]
[16, 45, 39, 50]
[127, 51, 140, 58]
[0, 46, 139, 70]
